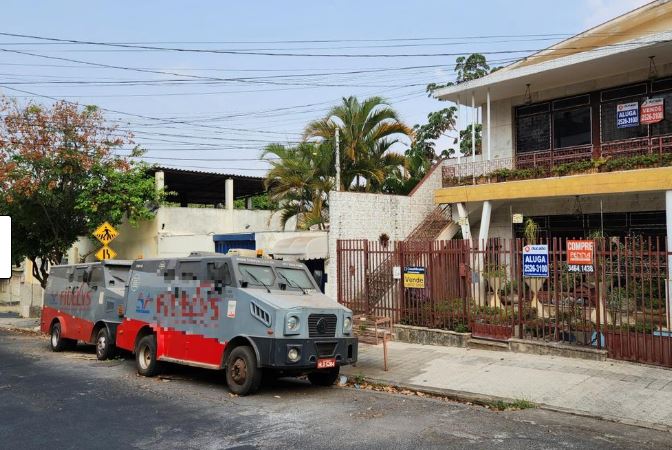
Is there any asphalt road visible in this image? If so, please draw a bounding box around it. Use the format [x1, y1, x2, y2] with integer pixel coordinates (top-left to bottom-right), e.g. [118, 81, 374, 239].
[0, 329, 670, 449]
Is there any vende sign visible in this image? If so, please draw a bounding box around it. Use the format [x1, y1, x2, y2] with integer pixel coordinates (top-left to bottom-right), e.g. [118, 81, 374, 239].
[567, 240, 594, 265]
[640, 98, 665, 125]
[616, 102, 639, 128]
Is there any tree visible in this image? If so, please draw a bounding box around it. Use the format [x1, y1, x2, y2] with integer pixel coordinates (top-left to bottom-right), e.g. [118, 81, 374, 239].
[303, 96, 412, 192]
[455, 124, 482, 157]
[0, 98, 164, 288]
[426, 53, 502, 96]
[385, 107, 457, 194]
[261, 142, 332, 230]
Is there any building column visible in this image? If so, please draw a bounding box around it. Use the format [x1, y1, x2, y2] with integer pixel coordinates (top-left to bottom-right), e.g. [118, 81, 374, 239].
[486, 88, 491, 161]
[225, 178, 234, 211]
[155, 170, 164, 192]
[471, 91, 476, 162]
[476, 200, 492, 306]
[456, 203, 471, 240]
[667, 191, 672, 330]
[246, 197, 253, 210]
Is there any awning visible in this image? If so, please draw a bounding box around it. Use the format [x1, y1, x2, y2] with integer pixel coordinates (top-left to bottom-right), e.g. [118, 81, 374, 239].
[271, 235, 328, 261]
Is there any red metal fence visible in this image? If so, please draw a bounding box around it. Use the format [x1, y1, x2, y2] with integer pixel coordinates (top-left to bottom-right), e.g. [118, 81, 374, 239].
[337, 237, 672, 367]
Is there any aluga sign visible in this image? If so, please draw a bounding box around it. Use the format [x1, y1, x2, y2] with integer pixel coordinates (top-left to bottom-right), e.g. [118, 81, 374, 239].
[522, 244, 549, 278]
[41, 254, 358, 395]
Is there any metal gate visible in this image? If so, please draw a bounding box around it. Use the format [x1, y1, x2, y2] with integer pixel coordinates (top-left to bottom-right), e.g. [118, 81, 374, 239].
[337, 237, 672, 368]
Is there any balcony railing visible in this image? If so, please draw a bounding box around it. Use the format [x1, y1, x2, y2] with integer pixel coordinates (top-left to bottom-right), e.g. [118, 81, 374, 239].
[442, 135, 672, 187]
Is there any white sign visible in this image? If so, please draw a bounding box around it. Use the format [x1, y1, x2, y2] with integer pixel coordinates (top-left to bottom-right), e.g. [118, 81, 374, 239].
[512, 213, 523, 224]
[0, 216, 10, 279]
[392, 266, 401, 280]
[227, 300, 237, 318]
[523, 244, 549, 278]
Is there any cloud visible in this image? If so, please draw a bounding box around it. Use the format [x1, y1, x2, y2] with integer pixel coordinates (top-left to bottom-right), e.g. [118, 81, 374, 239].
[582, 0, 652, 28]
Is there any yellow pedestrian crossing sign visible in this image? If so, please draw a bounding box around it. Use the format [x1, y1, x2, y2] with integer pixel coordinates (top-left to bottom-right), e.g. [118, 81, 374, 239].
[93, 222, 119, 245]
[95, 245, 117, 261]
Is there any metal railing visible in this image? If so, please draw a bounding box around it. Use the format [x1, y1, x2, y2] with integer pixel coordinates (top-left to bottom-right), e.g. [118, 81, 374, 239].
[337, 237, 672, 368]
[442, 135, 672, 187]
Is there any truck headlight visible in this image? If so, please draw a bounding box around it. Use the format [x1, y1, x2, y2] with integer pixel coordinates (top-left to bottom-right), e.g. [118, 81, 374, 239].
[343, 316, 352, 333]
[288, 347, 301, 362]
[287, 315, 300, 331]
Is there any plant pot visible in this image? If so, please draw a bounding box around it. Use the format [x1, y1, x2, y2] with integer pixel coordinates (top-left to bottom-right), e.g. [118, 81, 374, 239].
[485, 276, 503, 308]
[524, 278, 545, 309]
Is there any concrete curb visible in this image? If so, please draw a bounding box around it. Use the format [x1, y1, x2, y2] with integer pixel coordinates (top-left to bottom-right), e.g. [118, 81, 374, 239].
[347, 375, 672, 434]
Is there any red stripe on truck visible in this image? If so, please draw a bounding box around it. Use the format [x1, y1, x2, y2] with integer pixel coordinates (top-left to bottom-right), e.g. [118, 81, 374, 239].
[116, 318, 227, 368]
[41, 306, 95, 343]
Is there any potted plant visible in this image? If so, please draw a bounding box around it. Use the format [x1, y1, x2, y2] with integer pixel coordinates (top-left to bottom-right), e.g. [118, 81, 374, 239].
[522, 218, 545, 310]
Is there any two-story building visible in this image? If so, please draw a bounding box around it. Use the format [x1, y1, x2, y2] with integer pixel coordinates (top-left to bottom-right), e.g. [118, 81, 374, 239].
[433, 1, 672, 245]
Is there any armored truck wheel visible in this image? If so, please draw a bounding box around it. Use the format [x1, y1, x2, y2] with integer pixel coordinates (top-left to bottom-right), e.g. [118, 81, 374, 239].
[50, 322, 76, 352]
[135, 335, 162, 377]
[95, 327, 115, 361]
[307, 367, 340, 386]
[225, 346, 262, 396]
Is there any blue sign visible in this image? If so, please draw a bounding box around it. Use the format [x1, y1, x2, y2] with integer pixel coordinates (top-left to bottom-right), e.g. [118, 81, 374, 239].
[616, 102, 639, 128]
[523, 244, 549, 278]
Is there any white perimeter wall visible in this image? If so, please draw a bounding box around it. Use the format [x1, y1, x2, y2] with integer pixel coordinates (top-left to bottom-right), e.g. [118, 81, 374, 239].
[325, 163, 444, 300]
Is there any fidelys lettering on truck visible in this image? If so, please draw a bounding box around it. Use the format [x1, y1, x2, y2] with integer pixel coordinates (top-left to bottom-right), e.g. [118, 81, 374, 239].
[41, 261, 132, 360]
[45, 253, 357, 396]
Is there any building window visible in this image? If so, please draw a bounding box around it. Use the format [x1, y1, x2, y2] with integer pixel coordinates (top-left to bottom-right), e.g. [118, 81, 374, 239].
[553, 107, 591, 148]
[516, 103, 551, 153]
[600, 97, 648, 143]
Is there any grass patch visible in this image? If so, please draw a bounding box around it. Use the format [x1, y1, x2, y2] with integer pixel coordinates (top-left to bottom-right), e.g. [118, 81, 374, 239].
[486, 399, 536, 411]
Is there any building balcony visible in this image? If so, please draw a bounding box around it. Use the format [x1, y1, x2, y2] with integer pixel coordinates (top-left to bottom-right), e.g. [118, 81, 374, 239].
[442, 135, 672, 187]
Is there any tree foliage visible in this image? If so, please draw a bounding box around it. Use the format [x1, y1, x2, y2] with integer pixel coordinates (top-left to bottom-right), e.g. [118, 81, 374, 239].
[456, 123, 482, 157]
[262, 142, 332, 230]
[303, 96, 412, 191]
[385, 107, 457, 194]
[0, 98, 163, 287]
[426, 53, 502, 96]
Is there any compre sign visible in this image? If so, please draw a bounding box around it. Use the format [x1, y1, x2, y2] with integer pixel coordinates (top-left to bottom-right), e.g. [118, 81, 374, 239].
[567, 239, 594, 273]
[523, 244, 548, 278]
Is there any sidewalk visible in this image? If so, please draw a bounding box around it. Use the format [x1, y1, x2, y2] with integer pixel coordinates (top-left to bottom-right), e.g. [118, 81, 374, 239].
[0, 312, 40, 332]
[342, 341, 672, 431]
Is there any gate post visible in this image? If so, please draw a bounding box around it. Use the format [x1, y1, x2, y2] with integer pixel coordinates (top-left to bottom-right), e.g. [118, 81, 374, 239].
[363, 240, 370, 314]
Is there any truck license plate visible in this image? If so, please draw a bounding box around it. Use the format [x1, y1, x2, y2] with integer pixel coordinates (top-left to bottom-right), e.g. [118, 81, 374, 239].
[317, 358, 336, 369]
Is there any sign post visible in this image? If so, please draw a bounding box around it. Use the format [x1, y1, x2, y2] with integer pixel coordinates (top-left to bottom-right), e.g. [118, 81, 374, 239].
[93, 221, 119, 261]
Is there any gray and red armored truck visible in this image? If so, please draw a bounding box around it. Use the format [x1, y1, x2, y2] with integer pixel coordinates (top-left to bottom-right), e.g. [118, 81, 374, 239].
[41, 254, 358, 395]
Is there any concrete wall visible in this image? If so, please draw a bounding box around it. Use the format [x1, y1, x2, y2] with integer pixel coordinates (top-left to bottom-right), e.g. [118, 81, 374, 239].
[0, 261, 44, 318]
[325, 163, 444, 300]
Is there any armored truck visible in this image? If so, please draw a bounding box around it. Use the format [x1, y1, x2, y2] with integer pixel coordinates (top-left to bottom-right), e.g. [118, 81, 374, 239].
[40, 260, 133, 360]
[42, 254, 358, 396]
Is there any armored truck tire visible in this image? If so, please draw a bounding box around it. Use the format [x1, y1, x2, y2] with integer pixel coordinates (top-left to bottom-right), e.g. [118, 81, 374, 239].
[95, 327, 115, 361]
[225, 346, 262, 396]
[50, 322, 76, 352]
[135, 335, 162, 377]
[307, 367, 340, 386]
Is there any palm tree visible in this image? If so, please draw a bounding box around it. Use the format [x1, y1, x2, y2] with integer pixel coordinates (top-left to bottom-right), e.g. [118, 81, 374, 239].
[261, 142, 333, 230]
[303, 96, 412, 192]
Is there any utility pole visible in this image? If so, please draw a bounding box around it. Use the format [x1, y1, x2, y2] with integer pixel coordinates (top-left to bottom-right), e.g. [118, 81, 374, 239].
[334, 126, 341, 191]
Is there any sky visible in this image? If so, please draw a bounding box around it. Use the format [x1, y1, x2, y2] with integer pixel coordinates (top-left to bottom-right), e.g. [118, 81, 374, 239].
[0, 0, 652, 176]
